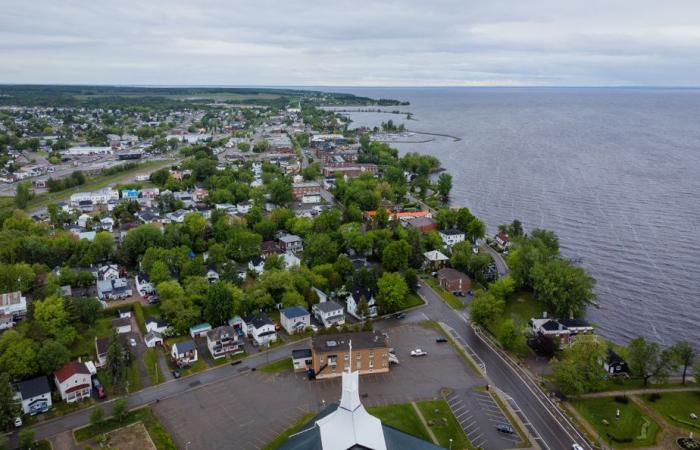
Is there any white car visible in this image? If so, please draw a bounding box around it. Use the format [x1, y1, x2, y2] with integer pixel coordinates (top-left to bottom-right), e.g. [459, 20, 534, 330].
[571, 445, 584, 450]
[14, 417, 22, 427]
[129, 338, 137, 347]
[410, 349, 428, 357]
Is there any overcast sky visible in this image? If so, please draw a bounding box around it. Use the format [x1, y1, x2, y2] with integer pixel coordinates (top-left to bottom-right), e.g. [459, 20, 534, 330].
[2, 0, 700, 86]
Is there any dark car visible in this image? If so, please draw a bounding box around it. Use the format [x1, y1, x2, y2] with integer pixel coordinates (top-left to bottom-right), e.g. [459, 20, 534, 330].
[436, 337, 448, 343]
[172, 370, 181, 379]
[496, 423, 514, 434]
[92, 378, 106, 399]
[394, 312, 406, 319]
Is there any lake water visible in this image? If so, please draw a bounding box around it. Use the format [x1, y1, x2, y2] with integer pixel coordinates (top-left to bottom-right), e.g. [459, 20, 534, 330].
[322, 87, 700, 346]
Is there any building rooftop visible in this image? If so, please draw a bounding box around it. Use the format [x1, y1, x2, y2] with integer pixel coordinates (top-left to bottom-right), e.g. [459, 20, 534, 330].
[312, 331, 387, 353]
[17, 376, 51, 399]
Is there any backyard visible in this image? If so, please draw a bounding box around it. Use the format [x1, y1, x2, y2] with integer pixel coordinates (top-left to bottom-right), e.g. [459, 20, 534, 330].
[642, 391, 700, 432]
[572, 397, 660, 448]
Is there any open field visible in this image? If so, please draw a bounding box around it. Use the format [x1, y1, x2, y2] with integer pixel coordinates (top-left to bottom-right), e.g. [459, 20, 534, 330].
[104, 422, 157, 450]
[572, 397, 660, 448]
[367, 403, 433, 442]
[642, 391, 700, 431]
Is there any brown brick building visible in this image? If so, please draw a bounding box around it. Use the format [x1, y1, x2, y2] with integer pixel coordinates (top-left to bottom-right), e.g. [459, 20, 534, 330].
[437, 268, 471, 294]
[311, 331, 389, 379]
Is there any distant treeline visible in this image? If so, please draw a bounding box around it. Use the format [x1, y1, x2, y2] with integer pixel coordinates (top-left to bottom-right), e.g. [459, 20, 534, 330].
[47, 171, 86, 192]
[102, 162, 140, 176]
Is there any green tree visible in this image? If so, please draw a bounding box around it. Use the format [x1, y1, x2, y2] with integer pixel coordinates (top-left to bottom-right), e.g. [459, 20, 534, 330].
[469, 291, 504, 327]
[204, 282, 234, 326]
[91, 231, 114, 262]
[18, 429, 35, 450]
[15, 181, 31, 209]
[530, 259, 595, 318]
[37, 340, 70, 375]
[149, 260, 170, 285]
[304, 233, 338, 266]
[376, 272, 408, 314]
[627, 337, 673, 387]
[381, 240, 411, 272]
[436, 173, 452, 202]
[106, 332, 130, 393]
[669, 341, 696, 384]
[489, 276, 515, 301]
[237, 141, 250, 152]
[90, 406, 105, 428]
[551, 335, 607, 396]
[112, 397, 129, 423]
[0, 372, 20, 431]
[0, 331, 38, 379]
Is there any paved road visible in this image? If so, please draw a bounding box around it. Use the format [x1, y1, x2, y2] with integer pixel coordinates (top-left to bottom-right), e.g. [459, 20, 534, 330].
[479, 242, 510, 278]
[411, 282, 592, 450]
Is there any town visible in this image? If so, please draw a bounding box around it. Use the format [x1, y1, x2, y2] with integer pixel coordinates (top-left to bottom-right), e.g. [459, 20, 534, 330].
[0, 85, 698, 450]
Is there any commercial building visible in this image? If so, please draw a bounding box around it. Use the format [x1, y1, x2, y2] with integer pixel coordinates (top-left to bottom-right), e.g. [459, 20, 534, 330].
[310, 331, 389, 379]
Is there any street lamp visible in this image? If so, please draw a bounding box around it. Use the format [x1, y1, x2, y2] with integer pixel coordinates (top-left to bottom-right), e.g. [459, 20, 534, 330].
[449, 438, 453, 450]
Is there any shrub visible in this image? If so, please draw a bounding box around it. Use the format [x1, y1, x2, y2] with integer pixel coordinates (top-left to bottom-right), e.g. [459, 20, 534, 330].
[648, 393, 661, 402]
[613, 395, 629, 404]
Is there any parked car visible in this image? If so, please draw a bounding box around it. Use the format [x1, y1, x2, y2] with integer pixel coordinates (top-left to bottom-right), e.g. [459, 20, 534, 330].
[92, 378, 106, 399]
[394, 312, 406, 319]
[14, 417, 22, 428]
[410, 349, 428, 357]
[496, 423, 514, 434]
[172, 370, 181, 379]
[129, 338, 137, 347]
[571, 445, 584, 450]
[436, 337, 448, 343]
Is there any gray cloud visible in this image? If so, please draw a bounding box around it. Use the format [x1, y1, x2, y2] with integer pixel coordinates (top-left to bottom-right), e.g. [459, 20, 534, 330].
[1, 0, 699, 86]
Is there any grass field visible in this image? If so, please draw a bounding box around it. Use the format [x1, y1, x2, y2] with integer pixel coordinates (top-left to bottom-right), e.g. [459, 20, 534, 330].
[416, 400, 472, 449]
[425, 278, 465, 310]
[367, 403, 433, 443]
[642, 391, 700, 431]
[144, 349, 166, 385]
[572, 397, 660, 448]
[259, 357, 293, 372]
[401, 292, 425, 310]
[71, 317, 113, 358]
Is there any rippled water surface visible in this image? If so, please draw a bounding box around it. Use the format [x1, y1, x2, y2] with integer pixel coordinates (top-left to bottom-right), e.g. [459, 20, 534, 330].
[325, 87, 700, 345]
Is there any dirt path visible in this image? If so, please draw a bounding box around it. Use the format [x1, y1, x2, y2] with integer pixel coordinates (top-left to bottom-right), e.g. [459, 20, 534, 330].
[411, 401, 440, 446]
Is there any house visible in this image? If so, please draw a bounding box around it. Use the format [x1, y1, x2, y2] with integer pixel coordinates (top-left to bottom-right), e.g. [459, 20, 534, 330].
[280, 306, 311, 334]
[206, 268, 220, 283]
[77, 213, 91, 228]
[278, 234, 303, 253]
[346, 288, 378, 320]
[302, 192, 321, 204]
[190, 322, 212, 338]
[118, 308, 132, 319]
[206, 325, 243, 359]
[112, 317, 132, 334]
[439, 229, 466, 248]
[244, 313, 277, 346]
[192, 187, 209, 202]
[140, 187, 160, 199]
[15, 376, 52, 415]
[261, 240, 282, 257]
[0, 291, 27, 320]
[145, 317, 170, 334]
[282, 252, 301, 269]
[171, 340, 198, 365]
[495, 232, 510, 250]
[291, 181, 321, 201]
[144, 330, 163, 348]
[310, 331, 389, 379]
[95, 336, 111, 367]
[437, 268, 471, 294]
[559, 318, 595, 335]
[135, 272, 155, 296]
[54, 361, 91, 403]
[602, 349, 630, 376]
[0, 315, 13, 330]
[236, 201, 252, 214]
[97, 278, 132, 301]
[121, 188, 139, 200]
[248, 256, 265, 274]
[312, 301, 345, 329]
[95, 263, 120, 281]
[405, 217, 438, 234]
[166, 210, 187, 223]
[292, 348, 313, 372]
[423, 250, 449, 270]
[99, 217, 114, 232]
[529, 318, 570, 340]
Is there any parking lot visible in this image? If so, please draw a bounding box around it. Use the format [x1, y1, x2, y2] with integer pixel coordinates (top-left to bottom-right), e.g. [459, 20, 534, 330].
[153, 323, 489, 450]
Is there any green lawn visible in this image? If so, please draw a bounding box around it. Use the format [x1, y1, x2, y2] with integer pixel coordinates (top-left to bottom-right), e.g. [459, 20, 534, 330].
[642, 391, 700, 431]
[259, 357, 293, 372]
[572, 397, 660, 448]
[401, 292, 426, 309]
[367, 403, 432, 443]
[502, 290, 544, 328]
[127, 362, 142, 392]
[71, 317, 113, 358]
[74, 406, 176, 449]
[416, 400, 472, 449]
[262, 412, 316, 450]
[425, 278, 465, 310]
[144, 348, 165, 385]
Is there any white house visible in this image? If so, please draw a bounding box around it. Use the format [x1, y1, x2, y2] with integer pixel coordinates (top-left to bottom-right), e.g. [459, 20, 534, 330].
[190, 322, 212, 338]
[236, 201, 253, 214]
[145, 317, 170, 334]
[248, 256, 265, 274]
[135, 273, 155, 296]
[282, 252, 301, 269]
[69, 188, 119, 207]
[206, 326, 243, 359]
[312, 301, 345, 329]
[206, 269, 220, 283]
[95, 263, 120, 281]
[244, 313, 277, 346]
[346, 288, 378, 320]
[15, 376, 52, 415]
[171, 340, 198, 365]
[77, 213, 91, 228]
[96, 278, 132, 301]
[0, 291, 27, 319]
[292, 348, 313, 372]
[280, 306, 311, 335]
[54, 361, 91, 403]
[144, 330, 163, 348]
[112, 317, 132, 334]
[439, 229, 466, 248]
[99, 217, 114, 232]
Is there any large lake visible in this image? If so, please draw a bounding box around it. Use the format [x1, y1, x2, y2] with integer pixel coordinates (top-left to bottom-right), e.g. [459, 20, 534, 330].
[321, 87, 700, 345]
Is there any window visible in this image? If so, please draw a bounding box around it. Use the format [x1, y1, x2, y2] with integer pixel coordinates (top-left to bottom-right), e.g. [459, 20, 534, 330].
[357, 360, 361, 369]
[344, 354, 349, 361]
[369, 351, 374, 357]
[328, 356, 337, 366]
[369, 360, 374, 368]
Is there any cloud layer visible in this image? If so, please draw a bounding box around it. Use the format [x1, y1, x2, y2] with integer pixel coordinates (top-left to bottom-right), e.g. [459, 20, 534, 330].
[2, 0, 700, 86]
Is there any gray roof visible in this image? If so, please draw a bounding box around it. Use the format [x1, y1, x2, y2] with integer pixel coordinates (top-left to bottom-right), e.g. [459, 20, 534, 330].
[292, 348, 312, 359]
[174, 340, 196, 353]
[17, 376, 51, 399]
[311, 331, 387, 353]
[313, 301, 343, 313]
